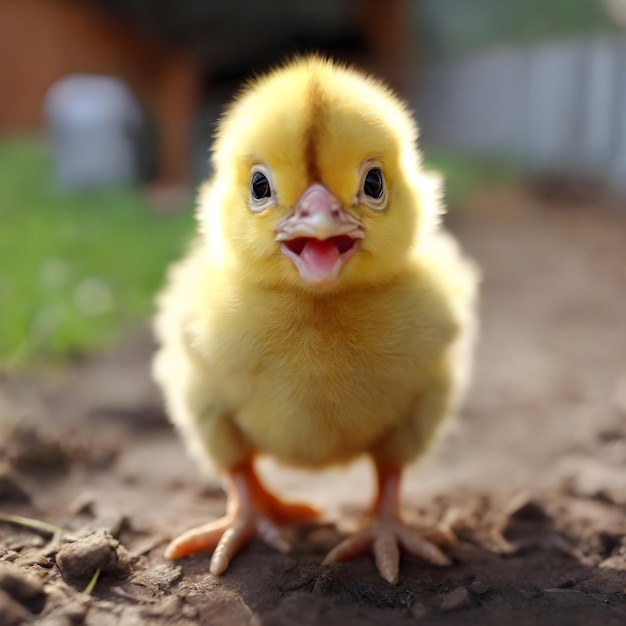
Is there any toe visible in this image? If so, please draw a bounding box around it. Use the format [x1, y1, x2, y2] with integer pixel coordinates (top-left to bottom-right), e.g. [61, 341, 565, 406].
[165, 517, 231, 560]
[422, 525, 457, 547]
[323, 529, 374, 564]
[373, 528, 400, 584]
[210, 517, 254, 575]
[396, 525, 451, 566]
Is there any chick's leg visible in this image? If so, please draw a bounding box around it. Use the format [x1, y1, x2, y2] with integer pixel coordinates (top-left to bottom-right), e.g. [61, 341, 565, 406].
[165, 461, 317, 575]
[323, 461, 451, 584]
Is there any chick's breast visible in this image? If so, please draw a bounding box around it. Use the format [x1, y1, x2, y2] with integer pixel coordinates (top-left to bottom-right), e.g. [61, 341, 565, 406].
[156, 252, 467, 472]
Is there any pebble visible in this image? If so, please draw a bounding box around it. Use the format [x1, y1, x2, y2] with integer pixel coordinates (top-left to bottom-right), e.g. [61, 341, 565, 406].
[440, 587, 471, 611]
[56, 529, 131, 581]
[468, 580, 492, 596]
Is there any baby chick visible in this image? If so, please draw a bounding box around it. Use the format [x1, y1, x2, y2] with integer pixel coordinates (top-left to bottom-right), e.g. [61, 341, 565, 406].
[153, 56, 479, 584]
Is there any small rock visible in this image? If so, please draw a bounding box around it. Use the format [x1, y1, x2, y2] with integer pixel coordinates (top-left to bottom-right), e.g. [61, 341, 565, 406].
[0, 588, 31, 626]
[556, 577, 577, 589]
[0, 562, 45, 603]
[440, 587, 471, 611]
[468, 580, 492, 596]
[56, 530, 131, 581]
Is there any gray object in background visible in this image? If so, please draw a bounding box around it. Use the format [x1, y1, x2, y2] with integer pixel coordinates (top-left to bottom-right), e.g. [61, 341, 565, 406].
[44, 75, 141, 190]
[416, 35, 626, 193]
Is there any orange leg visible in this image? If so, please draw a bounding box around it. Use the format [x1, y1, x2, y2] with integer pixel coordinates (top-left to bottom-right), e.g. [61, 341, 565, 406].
[165, 461, 317, 575]
[323, 462, 451, 584]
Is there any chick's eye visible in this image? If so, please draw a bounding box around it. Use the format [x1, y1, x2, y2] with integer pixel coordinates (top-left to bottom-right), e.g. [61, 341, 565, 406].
[363, 167, 384, 199]
[251, 171, 271, 200]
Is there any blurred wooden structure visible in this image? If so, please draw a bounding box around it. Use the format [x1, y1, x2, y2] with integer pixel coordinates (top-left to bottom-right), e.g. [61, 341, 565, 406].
[0, 0, 409, 189]
[0, 0, 197, 187]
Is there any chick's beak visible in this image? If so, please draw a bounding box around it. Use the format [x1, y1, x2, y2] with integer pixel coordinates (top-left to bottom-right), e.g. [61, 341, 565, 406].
[276, 183, 364, 288]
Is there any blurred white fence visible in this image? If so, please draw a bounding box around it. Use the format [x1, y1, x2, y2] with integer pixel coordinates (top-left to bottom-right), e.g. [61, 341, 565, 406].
[416, 35, 626, 191]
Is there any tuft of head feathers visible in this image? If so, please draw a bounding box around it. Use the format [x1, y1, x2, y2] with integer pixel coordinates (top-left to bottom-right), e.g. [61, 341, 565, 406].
[197, 55, 443, 293]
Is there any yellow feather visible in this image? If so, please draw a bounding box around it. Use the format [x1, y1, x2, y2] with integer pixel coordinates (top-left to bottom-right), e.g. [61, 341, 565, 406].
[153, 56, 479, 476]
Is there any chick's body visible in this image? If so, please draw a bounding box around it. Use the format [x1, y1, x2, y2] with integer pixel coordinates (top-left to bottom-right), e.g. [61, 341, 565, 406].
[154, 57, 479, 583]
[156, 235, 471, 470]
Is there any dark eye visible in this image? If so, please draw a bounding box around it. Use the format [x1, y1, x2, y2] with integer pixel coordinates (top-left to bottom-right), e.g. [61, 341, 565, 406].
[251, 171, 271, 200]
[363, 167, 384, 199]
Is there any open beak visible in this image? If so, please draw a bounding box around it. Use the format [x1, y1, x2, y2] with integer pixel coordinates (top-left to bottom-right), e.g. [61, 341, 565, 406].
[275, 183, 364, 288]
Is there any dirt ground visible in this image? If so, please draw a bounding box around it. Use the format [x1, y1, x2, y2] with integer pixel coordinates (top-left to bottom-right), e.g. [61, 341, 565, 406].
[2, 185, 626, 625]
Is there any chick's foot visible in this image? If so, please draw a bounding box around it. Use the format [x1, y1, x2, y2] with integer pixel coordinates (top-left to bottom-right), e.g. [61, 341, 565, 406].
[323, 464, 452, 584]
[323, 519, 450, 584]
[164, 462, 317, 575]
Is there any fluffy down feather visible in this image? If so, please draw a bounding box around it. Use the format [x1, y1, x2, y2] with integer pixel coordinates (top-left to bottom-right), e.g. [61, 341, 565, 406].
[153, 56, 479, 583]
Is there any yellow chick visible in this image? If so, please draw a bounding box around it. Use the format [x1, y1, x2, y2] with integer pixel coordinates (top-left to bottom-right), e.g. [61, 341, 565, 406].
[153, 56, 479, 584]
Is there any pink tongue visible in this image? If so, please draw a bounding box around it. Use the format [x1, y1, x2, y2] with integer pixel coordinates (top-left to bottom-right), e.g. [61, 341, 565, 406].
[298, 239, 341, 285]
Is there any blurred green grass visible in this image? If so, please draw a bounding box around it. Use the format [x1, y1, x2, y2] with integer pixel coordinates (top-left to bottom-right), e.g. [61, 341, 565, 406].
[0, 138, 518, 369]
[0, 138, 194, 369]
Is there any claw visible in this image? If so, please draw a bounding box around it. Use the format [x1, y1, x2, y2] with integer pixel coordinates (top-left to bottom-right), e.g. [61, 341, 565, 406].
[374, 528, 400, 584]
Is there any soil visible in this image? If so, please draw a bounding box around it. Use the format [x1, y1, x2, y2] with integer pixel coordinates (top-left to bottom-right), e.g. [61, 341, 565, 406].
[2, 185, 626, 625]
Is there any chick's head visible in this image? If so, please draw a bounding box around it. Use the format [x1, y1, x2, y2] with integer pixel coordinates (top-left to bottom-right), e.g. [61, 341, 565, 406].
[200, 57, 439, 293]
